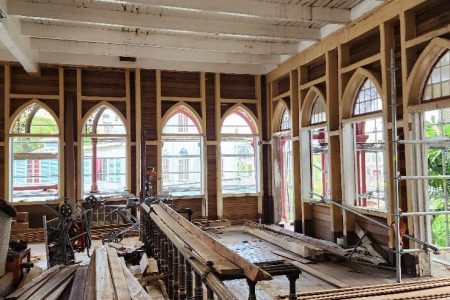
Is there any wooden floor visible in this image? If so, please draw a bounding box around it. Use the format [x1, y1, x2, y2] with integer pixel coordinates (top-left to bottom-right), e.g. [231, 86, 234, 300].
[26, 227, 450, 300]
[208, 226, 450, 299]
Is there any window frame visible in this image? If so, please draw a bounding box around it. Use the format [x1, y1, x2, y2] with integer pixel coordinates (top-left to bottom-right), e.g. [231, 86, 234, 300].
[8, 103, 61, 202]
[342, 78, 387, 213]
[220, 107, 260, 196]
[161, 106, 205, 198]
[80, 105, 129, 198]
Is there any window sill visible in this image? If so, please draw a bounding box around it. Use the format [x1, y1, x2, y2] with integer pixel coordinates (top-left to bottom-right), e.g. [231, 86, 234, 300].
[350, 206, 388, 218]
[11, 199, 62, 206]
[166, 195, 205, 200]
[222, 193, 260, 198]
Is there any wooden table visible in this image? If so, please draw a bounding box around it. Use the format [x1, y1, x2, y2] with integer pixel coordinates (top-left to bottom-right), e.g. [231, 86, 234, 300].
[6, 247, 31, 285]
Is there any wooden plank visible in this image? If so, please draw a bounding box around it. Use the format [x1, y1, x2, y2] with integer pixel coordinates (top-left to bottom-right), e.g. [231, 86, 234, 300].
[120, 258, 153, 300]
[244, 221, 345, 257]
[354, 223, 383, 259]
[68, 266, 89, 300]
[96, 246, 115, 300]
[245, 226, 323, 260]
[289, 260, 350, 288]
[155, 203, 271, 281]
[107, 247, 131, 300]
[151, 204, 242, 276]
[271, 250, 312, 264]
[24, 265, 78, 300]
[6, 264, 63, 299]
[46, 274, 74, 300]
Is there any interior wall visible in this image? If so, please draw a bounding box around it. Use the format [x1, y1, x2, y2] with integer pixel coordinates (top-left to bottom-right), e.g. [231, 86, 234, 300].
[266, 0, 450, 250]
[0, 65, 264, 226]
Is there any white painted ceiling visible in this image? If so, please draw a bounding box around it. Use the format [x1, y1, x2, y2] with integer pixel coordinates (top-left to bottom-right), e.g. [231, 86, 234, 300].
[0, 0, 385, 74]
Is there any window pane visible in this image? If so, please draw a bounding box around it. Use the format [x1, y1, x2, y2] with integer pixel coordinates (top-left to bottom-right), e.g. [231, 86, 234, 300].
[353, 117, 386, 211]
[11, 137, 59, 201]
[82, 137, 127, 196]
[163, 108, 201, 134]
[310, 128, 329, 199]
[280, 109, 291, 131]
[11, 104, 58, 134]
[353, 79, 382, 116]
[310, 96, 327, 125]
[221, 138, 257, 194]
[423, 51, 450, 101]
[83, 106, 126, 134]
[424, 108, 450, 138]
[161, 138, 203, 196]
[222, 109, 256, 134]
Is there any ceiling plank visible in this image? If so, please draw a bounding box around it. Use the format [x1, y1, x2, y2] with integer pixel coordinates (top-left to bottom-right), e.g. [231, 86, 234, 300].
[8, 0, 320, 41]
[95, 0, 351, 24]
[0, 0, 38, 74]
[21, 22, 299, 55]
[30, 38, 281, 65]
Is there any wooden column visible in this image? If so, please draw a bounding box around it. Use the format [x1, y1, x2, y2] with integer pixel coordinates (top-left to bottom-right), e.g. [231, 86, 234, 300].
[215, 73, 223, 219]
[290, 70, 302, 232]
[326, 49, 343, 241]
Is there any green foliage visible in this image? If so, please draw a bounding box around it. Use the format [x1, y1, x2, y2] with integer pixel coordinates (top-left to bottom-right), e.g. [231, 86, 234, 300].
[426, 120, 450, 246]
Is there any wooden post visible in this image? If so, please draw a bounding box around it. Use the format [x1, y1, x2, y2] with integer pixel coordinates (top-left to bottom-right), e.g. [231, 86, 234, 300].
[246, 278, 257, 300]
[326, 49, 343, 241]
[172, 247, 179, 299]
[178, 253, 186, 300]
[194, 271, 203, 300]
[186, 261, 194, 300]
[215, 73, 223, 219]
[167, 242, 174, 298]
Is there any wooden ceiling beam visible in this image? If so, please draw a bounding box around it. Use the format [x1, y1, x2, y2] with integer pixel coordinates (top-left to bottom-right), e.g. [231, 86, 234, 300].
[30, 38, 281, 65]
[21, 22, 299, 56]
[95, 0, 351, 24]
[8, 0, 320, 41]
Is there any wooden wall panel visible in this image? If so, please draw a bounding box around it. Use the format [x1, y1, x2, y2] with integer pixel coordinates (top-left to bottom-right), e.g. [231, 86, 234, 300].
[348, 29, 381, 64]
[277, 75, 290, 95]
[141, 70, 157, 140]
[415, 0, 450, 36]
[207, 145, 217, 219]
[145, 145, 159, 194]
[161, 71, 201, 98]
[14, 204, 59, 228]
[0, 154, 4, 199]
[10, 66, 59, 95]
[220, 74, 255, 99]
[223, 196, 258, 223]
[355, 215, 390, 245]
[81, 69, 126, 97]
[205, 73, 216, 141]
[0, 68, 4, 141]
[173, 198, 203, 220]
[312, 205, 333, 242]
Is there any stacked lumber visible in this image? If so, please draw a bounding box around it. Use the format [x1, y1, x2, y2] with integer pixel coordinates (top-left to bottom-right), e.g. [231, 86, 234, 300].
[5, 264, 79, 300]
[278, 277, 450, 300]
[244, 221, 346, 258]
[244, 221, 339, 260]
[88, 245, 152, 300]
[10, 224, 139, 243]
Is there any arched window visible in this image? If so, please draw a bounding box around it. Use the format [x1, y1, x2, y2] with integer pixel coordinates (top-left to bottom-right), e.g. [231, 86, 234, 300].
[308, 96, 329, 200]
[353, 79, 382, 115]
[10, 103, 60, 201]
[348, 79, 385, 211]
[221, 107, 259, 194]
[81, 105, 127, 196]
[275, 108, 293, 224]
[162, 106, 203, 196]
[423, 51, 450, 101]
[419, 51, 450, 246]
[280, 109, 291, 131]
